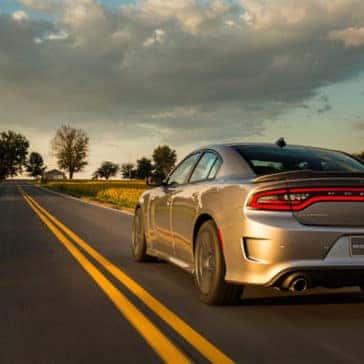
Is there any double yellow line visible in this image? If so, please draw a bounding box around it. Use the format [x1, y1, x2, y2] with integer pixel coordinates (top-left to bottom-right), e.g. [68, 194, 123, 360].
[18, 186, 234, 364]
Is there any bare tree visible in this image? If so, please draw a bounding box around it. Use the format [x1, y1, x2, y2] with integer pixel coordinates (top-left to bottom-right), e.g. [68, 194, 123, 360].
[51, 125, 89, 179]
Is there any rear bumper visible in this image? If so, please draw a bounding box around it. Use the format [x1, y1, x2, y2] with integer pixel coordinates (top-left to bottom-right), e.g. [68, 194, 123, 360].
[221, 209, 364, 287]
[271, 266, 364, 289]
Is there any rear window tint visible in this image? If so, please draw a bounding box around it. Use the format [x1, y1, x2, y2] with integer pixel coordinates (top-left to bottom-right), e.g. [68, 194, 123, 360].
[233, 145, 364, 175]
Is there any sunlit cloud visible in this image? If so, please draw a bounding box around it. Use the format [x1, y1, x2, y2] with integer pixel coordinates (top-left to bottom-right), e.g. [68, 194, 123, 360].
[11, 10, 29, 22]
[1, 0, 364, 175]
[143, 29, 166, 47]
[329, 27, 364, 47]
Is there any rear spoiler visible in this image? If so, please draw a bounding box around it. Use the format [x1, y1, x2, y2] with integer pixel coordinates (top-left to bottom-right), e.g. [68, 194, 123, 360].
[253, 170, 364, 184]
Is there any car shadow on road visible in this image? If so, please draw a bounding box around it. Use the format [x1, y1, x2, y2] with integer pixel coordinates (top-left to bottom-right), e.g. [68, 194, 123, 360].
[241, 291, 364, 306]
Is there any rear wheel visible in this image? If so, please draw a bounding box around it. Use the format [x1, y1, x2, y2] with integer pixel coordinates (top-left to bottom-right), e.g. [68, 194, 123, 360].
[194, 220, 244, 305]
[132, 208, 154, 262]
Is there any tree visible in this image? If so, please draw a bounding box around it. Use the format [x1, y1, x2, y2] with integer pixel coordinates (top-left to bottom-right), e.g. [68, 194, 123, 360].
[0, 131, 29, 180]
[354, 152, 364, 161]
[136, 157, 153, 179]
[152, 145, 177, 179]
[51, 125, 89, 179]
[121, 163, 136, 179]
[93, 161, 119, 180]
[26, 152, 46, 178]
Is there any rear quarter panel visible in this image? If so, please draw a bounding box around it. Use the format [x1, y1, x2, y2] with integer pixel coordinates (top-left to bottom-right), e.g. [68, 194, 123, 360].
[189, 181, 251, 246]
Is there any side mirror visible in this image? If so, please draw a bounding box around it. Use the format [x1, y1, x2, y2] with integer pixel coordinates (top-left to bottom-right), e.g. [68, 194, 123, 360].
[147, 176, 165, 187]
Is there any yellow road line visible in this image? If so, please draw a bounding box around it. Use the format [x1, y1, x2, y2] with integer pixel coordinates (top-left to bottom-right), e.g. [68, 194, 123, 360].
[24, 187, 234, 364]
[18, 187, 191, 364]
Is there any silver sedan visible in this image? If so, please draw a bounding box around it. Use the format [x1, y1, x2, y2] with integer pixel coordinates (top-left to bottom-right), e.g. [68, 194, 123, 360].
[132, 142, 364, 305]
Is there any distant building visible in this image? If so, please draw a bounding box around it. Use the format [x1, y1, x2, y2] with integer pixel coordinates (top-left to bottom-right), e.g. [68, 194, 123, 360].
[42, 169, 66, 181]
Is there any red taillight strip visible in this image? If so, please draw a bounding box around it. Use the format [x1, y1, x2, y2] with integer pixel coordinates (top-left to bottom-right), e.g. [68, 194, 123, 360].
[248, 187, 364, 212]
[290, 187, 364, 193]
[248, 189, 291, 211]
[249, 189, 288, 200]
[249, 203, 292, 211]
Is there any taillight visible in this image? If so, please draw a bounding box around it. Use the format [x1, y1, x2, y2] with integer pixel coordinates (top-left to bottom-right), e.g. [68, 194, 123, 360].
[247, 187, 364, 211]
[248, 189, 292, 211]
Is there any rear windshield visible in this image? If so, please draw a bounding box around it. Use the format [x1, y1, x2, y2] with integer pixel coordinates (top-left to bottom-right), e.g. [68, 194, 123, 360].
[233, 145, 364, 175]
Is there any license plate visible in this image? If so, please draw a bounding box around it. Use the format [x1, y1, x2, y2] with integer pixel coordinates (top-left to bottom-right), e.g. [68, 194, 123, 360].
[351, 236, 364, 256]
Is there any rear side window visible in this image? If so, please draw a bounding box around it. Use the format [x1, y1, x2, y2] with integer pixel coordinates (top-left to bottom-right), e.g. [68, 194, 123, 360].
[168, 153, 201, 185]
[208, 158, 221, 179]
[190, 152, 219, 182]
[233, 145, 364, 176]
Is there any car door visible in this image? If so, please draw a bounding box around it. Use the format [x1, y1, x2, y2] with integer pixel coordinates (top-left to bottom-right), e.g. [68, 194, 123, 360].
[171, 151, 221, 265]
[151, 153, 201, 257]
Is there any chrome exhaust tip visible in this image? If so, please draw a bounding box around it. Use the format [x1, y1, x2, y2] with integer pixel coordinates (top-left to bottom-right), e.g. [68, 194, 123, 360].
[290, 277, 308, 293]
[281, 273, 309, 292]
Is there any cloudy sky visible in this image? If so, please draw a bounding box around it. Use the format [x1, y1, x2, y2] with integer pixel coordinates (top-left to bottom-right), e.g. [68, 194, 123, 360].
[1, 0, 364, 177]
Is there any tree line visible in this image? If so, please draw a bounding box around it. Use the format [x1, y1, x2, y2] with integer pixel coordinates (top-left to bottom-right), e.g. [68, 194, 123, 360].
[3, 125, 364, 182]
[93, 143, 176, 181]
[0, 125, 177, 181]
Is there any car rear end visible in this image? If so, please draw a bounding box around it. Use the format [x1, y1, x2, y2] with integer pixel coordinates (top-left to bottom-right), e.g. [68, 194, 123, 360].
[221, 144, 364, 292]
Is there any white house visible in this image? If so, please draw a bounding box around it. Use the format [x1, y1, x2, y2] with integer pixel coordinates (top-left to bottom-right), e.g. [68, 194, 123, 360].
[42, 169, 66, 181]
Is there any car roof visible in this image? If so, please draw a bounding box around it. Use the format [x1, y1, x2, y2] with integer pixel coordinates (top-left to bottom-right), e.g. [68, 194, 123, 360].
[198, 143, 338, 153]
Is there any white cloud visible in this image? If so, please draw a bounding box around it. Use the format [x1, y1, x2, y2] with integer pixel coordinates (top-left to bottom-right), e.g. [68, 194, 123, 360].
[143, 29, 166, 47]
[240, 11, 253, 25]
[136, 0, 232, 34]
[152, 106, 199, 119]
[240, 0, 364, 32]
[329, 27, 364, 47]
[46, 29, 69, 41]
[11, 10, 29, 22]
[224, 20, 235, 27]
[33, 29, 69, 44]
[62, 0, 108, 31]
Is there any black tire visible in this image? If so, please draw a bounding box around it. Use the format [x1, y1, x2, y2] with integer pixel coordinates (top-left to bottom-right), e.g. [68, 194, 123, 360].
[194, 220, 244, 305]
[131, 208, 154, 262]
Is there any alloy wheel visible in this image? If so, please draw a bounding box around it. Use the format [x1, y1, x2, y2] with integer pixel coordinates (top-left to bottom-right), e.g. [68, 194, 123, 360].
[196, 230, 216, 295]
[132, 212, 143, 256]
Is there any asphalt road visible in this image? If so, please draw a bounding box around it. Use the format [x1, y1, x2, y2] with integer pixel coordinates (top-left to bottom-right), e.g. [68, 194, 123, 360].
[2, 181, 364, 364]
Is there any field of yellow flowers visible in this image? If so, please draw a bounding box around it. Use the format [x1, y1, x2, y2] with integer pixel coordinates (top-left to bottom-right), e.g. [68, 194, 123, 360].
[43, 181, 148, 210]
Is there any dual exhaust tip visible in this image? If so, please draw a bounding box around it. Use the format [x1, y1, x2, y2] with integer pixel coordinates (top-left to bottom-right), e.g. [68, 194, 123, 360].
[281, 273, 309, 293]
